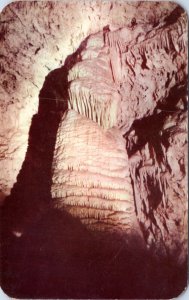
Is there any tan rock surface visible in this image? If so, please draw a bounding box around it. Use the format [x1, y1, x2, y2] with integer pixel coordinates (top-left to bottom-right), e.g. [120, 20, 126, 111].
[68, 9, 187, 132]
[51, 110, 139, 234]
[0, 0, 179, 198]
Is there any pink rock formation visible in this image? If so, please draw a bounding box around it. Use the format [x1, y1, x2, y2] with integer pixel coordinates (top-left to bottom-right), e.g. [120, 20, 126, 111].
[0, 0, 181, 199]
[0, 1, 187, 263]
[0, 1, 188, 298]
[51, 5, 187, 262]
[51, 109, 139, 235]
[127, 111, 187, 262]
[68, 10, 187, 132]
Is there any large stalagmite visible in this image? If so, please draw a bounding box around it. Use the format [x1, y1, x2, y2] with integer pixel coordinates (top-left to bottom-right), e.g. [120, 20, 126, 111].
[51, 110, 139, 234]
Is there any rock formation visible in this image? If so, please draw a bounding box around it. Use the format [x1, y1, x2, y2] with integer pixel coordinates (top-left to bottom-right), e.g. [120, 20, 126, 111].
[0, 1, 188, 298]
[127, 110, 187, 262]
[50, 6, 187, 262]
[51, 109, 139, 234]
[0, 0, 185, 201]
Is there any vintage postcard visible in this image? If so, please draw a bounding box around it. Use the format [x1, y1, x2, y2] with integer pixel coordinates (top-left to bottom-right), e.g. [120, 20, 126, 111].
[0, 1, 188, 298]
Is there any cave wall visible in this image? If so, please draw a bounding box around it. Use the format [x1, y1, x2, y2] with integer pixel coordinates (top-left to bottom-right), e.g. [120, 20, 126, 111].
[0, 0, 180, 202]
[0, 1, 188, 298]
[0, 0, 188, 261]
[49, 8, 187, 262]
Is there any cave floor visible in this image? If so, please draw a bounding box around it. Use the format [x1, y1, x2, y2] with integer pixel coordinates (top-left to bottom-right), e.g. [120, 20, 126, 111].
[1, 206, 187, 299]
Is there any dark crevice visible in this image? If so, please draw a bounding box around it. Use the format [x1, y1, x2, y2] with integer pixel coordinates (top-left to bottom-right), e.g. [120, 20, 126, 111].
[157, 82, 187, 111]
[141, 52, 149, 70]
[125, 82, 187, 159]
[164, 6, 185, 26]
[129, 175, 138, 216]
[125, 111, 168, 158]
[147, 175, 162, 210]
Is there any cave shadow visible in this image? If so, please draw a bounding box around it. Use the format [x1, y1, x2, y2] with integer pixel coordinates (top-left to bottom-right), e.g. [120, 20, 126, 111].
[0, 36, 187, 298]
[1, 205, 187, 299]
[126, 82, 188, 160]
[1, 35, 89, 235]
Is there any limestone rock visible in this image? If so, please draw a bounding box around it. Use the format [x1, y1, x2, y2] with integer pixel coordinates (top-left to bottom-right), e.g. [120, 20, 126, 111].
[126, 110, 187, 262]
[0, 1, 188, 298]
[51, 110, 139, 234]
[0, 0, 179, 197]
[0, 0, 187, 264]
[67, 8, 187, 132]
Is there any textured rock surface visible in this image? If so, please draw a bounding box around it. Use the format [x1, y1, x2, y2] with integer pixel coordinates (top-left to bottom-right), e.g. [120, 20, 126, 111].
[0, 0, 187, 255]
[0, 0, 181, 200]
[0, 1, 188, 299]
[52, 3, 187, 261]
[68, 8, 187, 132]
[51, 110, 139, 234]
[0, 0, 187, 252]
[127, 110, 187, 262]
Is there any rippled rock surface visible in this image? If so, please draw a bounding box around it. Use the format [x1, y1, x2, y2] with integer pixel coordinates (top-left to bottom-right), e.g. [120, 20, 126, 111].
[0, 1, 188, 298]
[51, 110, 140, 234]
